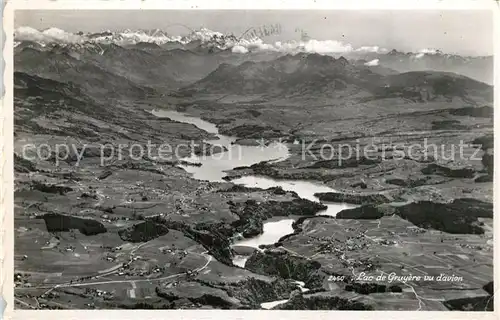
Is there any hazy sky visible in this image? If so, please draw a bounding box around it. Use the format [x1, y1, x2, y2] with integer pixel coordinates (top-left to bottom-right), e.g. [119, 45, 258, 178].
[15, 10, 493, 55]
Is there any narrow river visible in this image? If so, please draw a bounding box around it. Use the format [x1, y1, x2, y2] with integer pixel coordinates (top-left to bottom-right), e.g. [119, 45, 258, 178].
[152, 109, 354, 307]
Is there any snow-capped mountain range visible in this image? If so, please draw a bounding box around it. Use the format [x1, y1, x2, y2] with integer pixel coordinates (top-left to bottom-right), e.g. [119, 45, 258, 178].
[14, 26, 493, 84]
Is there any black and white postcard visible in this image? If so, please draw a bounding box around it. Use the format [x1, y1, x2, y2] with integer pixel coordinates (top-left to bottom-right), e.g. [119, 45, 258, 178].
[2, 1, 498, 319]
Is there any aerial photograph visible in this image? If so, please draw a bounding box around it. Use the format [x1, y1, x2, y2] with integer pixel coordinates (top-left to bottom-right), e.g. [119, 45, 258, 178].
[13, 10, 493, 310]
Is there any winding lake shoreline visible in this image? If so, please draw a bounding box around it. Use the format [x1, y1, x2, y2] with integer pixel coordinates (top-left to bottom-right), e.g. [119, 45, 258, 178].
[151, 109, 356, 266]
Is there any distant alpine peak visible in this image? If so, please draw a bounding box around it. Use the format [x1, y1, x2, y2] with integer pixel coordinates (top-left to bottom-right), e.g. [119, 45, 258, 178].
[387, 49, 405, 55]
[417, 48, 444, 55]
[336, 56, 349, 65]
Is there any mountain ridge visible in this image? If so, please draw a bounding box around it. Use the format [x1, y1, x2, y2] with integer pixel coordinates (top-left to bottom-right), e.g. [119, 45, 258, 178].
[178, 52, 493, 104]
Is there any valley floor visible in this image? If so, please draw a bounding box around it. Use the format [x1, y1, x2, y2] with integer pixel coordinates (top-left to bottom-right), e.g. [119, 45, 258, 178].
[14, 90, 494, 310]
